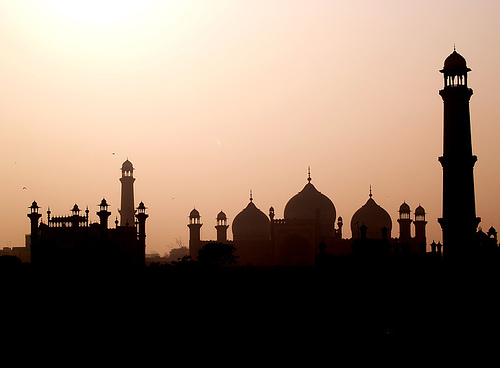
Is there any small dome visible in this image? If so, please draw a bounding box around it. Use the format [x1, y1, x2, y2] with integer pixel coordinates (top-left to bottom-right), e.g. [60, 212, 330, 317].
[415, 205, 425, 216]
[189, 208, 200, 219]
[217, 211, 227, 221]
[351, 194, 392, 239]
[441, 49, 470, 75]
[444, 50, 466, 68]
[232, 199, 269, 239]
[399, 202, 410, 214]
[121, 159, 134, 171]
[284, 176, 336, 238]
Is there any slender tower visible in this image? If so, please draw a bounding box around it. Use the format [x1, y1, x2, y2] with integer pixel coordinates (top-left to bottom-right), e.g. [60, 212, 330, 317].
[135, 201, 149, 265]
[27, 201, 42, 263]
[437, 49, 480, 261]
[215, 211, 229, 243]
[119, 159, 136, 227]
[188, 208, 203, 259]
[398, 202, 412, 246]
[97, 198, 111, 240]
[413, 205, 427, 252]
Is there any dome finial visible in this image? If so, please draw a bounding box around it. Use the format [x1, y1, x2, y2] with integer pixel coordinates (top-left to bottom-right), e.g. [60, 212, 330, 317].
[453, 44, 456, 52]
[307, 166, 312, 183]
[369, 185, 372, 198]
[250, 189, 253, 202]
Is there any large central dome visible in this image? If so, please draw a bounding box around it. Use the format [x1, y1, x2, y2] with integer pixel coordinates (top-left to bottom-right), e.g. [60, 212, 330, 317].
[284, 174, 336, 238]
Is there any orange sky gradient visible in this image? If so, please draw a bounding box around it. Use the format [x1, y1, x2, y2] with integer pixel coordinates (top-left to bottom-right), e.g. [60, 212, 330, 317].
[1, 0, 500, 256]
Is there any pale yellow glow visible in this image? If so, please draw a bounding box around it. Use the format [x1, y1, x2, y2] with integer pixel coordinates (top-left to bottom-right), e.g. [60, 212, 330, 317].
[43, 0, 158, 24]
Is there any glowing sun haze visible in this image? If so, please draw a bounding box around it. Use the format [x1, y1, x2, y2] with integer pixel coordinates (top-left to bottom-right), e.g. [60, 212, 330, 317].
[43, 0, 155, 24]
[1, 0, 500, 256]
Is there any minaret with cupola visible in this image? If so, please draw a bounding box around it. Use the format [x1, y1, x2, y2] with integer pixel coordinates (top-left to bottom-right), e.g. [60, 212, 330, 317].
[413, 205, 427, 251]
[398, 202, 412, 246]
[437, 48, 480, 261]
[97, 198, 111, 241]
[119, 159, 136, 227]
[188, 208, 203, 258]
[135, 201, 149, 264]
[27, 201, 42, 264]
[215, 211, 229, 243]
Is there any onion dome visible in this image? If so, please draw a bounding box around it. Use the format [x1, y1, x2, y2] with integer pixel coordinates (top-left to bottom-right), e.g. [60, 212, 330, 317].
[444, 50, 467, 69]
[217, 211, 227, 221]
[351, 190, 392, 239]
[284, 170, 336, 237]
[441, 48, 470, 75]
[232, 194, 269, 239]
[121, 159, 134, 171]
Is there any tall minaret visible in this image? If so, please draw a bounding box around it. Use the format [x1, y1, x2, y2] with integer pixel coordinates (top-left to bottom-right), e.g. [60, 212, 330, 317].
[437, 48, 480, 261]
[119, 159, 136, 227]
[135, 201, 149, 265]
[215, 211, 229, 242]
[97, 198, 111, 240]
[27, 201, 42, 264]
[413, 205, 427, 252]
[398, 202, 412, 246]
[188, 208, 203, 259]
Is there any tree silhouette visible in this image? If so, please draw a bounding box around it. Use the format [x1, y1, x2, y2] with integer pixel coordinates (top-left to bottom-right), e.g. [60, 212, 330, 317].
[197, 242, 238, 266]
[0, 255, 22, 269]
[166, 246, 189, 263]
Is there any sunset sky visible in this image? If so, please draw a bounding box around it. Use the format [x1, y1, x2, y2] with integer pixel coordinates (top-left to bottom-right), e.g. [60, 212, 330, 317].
[1, 0, 499, 256]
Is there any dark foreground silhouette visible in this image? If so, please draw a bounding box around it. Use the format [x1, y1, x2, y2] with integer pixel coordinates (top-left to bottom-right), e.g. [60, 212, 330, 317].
[3, 250, 500, 353]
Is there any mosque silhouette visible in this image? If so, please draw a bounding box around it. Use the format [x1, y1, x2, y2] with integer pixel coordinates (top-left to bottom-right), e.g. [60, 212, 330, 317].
[188, 176, 428, 267]
[11, 49, 498, 270]
[3, 49, 500, 345]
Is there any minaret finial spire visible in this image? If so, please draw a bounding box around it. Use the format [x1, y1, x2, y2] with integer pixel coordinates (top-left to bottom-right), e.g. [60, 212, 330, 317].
[369, 185, 372, 198]
[250, 189, 253, 202]
[307, 166, 311, 183]
[453, 44, 456, 52]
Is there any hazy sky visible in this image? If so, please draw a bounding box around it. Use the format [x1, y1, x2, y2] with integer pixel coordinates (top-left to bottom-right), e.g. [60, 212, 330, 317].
[1, 0, 500, 256]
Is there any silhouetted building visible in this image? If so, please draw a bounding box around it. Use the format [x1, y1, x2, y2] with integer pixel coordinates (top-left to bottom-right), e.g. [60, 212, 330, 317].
[27, 160, 148, 269]
[188, 169, 425, 266]
[437, 49, 481, 261]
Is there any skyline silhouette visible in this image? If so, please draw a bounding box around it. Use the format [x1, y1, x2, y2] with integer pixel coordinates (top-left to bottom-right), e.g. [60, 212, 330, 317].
[1, 1, 500, 260]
